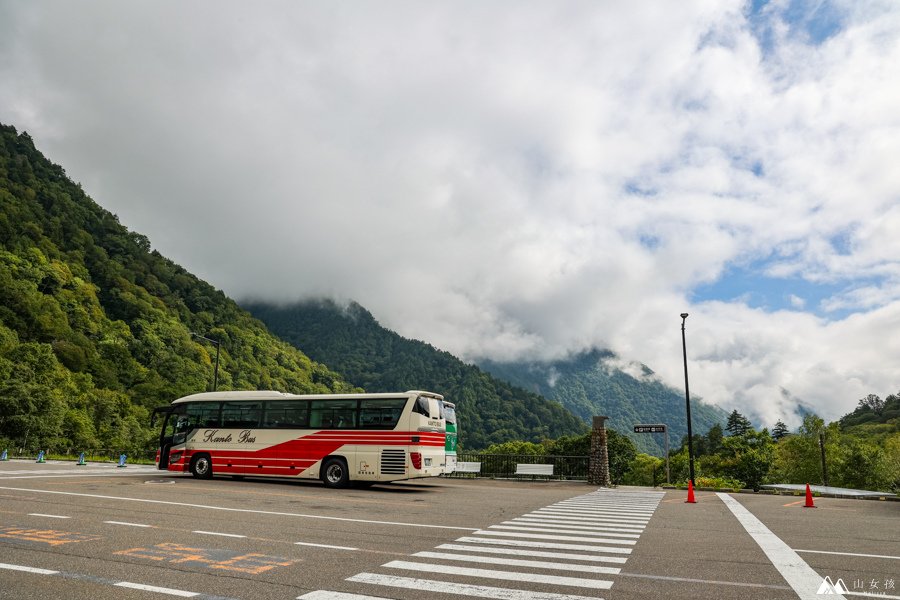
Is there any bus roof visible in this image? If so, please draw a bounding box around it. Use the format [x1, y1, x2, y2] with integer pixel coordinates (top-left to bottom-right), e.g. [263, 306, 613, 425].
[171, 390, 443, 404]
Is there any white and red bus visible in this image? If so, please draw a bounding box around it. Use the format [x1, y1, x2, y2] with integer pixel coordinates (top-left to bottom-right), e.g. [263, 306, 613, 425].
[151, 390, 446, 488]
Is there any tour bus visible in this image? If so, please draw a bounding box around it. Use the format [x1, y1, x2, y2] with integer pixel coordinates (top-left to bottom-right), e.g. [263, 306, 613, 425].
[443, 400, 458, 473]
[151, 390, 446, 488]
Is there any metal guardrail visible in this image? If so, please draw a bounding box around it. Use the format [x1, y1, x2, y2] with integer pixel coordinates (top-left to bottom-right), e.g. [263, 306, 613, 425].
[446, 453, 589, 480]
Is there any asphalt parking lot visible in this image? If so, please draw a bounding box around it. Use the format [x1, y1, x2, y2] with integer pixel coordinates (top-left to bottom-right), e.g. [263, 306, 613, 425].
[0, 460, 896, 600]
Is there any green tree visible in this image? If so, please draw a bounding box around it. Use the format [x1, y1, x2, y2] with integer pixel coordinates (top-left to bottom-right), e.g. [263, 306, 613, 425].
[725, 410, 752, 436]
[717, 430, 774, 490]
[771, 420, 789, 441]
[623, 453, 665, 486]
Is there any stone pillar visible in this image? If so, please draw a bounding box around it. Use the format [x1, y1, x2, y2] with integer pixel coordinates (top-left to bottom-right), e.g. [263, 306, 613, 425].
[588, 416, 612, 487]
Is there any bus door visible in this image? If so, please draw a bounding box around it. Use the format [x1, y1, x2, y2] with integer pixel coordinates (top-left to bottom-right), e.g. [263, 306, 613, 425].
[151, 405, 178, 470]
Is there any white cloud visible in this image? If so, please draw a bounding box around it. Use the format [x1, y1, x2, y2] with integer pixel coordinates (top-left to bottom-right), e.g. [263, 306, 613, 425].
[1, 0, 899, 428]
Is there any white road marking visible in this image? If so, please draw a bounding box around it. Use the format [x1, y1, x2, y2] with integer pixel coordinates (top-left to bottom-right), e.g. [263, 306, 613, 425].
[193, 530, 246, 538]
[718, 492, 842, 600]
[0, 485, 478, 531]
[0, 562, 59, 575]
[350, 572, 605, 599]
[510, 518, 644, 532]
[543, 505, 654, 513]
[296, 541, 359, 551]
[489, 525, 640, 538]
[412, 550, 621, 574]
[27, 513, 70, 519]
[436, 543, 628, 564]
[455, 536, 632, 554]
[384, 559, 613, 589]
[114, 582, 199, 597]
[794, 549, 900, 561]
[104, 521, 153, 528]
[474, 529, 636, 545]
[524, 512, 649, 524]
[551, 504, 656, 514]
[297, 592, 392, 600]
[532, 510, 649, 523]
[845, 593, 900, 600]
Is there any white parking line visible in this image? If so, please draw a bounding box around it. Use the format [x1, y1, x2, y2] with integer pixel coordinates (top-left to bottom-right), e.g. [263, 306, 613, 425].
[104, 521, 153, 528]
[718, 493, 842, 600]
[193, 530, 246, 538]
[28, 513, 70, 519]
[295, 542, 359, 551]
[0, 562, 59, 575]
[114, 582, 199, 597]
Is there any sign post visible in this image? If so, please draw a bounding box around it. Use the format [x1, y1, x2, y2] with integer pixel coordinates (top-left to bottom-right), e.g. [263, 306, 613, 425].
[633, 424, 669, 484]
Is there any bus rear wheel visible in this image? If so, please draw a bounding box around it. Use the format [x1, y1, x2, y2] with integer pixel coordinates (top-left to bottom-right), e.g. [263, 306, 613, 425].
[190, 454, 213, 479]
[322, 457, 349, 489]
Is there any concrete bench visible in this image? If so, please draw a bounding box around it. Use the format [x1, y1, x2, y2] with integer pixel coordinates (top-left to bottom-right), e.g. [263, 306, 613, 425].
[515, 463, 554, 477]
[455, 461, 482, 473]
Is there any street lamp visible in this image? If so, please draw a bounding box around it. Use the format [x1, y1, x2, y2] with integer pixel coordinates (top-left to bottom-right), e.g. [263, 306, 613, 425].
[190, 332, 220, 392]
[680, 313, 696, 486]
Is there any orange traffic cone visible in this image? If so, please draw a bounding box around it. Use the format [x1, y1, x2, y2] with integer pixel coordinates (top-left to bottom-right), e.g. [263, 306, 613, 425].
[686, 479, 697, 503]
[803, 483, 816, 508]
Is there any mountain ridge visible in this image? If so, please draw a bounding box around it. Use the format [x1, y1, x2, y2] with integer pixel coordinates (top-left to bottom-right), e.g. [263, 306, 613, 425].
[243, 299, 589, 449]
[479, 349, 728, 455]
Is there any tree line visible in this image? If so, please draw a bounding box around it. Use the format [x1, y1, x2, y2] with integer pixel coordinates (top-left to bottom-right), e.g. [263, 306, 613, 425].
[472, 392, 899, 493]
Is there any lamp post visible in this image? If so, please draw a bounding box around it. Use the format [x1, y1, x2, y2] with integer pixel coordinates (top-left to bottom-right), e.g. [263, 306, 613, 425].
[190, 332, 220, 391]
[680, 313, 696, 486]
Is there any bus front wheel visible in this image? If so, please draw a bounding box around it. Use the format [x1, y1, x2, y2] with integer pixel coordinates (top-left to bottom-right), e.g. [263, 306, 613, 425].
[190, 454, 213, 479]
[322, 457, 349, 489]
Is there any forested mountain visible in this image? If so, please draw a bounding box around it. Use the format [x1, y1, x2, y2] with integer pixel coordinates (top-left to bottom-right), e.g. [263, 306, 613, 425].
[0, 124, 354, 455]
[243, 300, 588, 449]
[479, 350, 728, 455]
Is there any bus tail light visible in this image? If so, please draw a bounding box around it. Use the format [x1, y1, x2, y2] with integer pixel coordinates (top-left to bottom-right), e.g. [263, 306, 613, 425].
[155, 449, 160, 464]
[410, 452, 422, 469]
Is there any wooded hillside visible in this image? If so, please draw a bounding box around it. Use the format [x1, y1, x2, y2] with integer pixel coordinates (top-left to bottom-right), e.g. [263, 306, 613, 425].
[0, 124, 353, 455]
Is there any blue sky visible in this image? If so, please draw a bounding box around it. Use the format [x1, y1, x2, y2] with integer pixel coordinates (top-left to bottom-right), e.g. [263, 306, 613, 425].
[1, 0, 898, 426]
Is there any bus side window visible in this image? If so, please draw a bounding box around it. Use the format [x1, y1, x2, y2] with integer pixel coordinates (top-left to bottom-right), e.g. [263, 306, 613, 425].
[360, 398, 406, 429]
[311, 400, 357, 429]
[222, 402, 262, 428]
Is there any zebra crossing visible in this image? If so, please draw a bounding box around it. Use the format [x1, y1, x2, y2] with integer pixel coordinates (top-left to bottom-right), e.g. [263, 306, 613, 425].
[298, 488, 664, 600]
